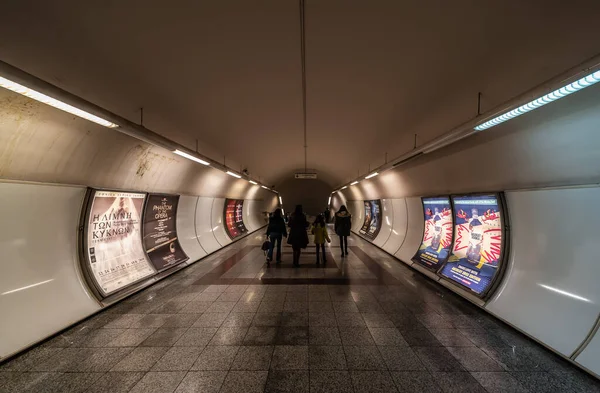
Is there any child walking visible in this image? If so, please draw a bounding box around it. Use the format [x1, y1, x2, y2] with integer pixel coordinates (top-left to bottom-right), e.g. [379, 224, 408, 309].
[311, 214, 331, 265]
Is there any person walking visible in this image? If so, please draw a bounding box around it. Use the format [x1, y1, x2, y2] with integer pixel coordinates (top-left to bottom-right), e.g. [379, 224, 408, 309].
[334, 205, 352, 257]
[311, 214, 331, 265]
[287, 205, 309, 267]
[266, 208, 287, 264]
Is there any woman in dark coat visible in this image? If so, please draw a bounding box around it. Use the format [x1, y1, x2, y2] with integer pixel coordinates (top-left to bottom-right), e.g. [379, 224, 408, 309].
[334, 205, 352, 257]
[266, 208, 287, 264]
[287, 205, 309, 266]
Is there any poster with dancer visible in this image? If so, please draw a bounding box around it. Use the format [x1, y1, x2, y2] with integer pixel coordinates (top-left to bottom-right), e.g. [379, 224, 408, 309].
[360, 201, 372, 234]
[439, 194, 504, 295]
[85, 190, 156, 296]
[143, 194, 188, 271]
[360, 200, 382, 240]
[413, 197, 453, 270]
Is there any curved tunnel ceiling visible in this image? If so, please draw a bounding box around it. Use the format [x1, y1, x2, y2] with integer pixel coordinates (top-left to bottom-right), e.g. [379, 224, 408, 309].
[1, 1, 600, 188]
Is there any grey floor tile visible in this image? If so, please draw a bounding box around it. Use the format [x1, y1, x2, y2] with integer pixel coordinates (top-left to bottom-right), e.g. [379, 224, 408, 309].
[258, 301, 285, 313]
[231, 346, 274, 370]
[152, 300, 190, 314]
[33, 372, 103, 393]
[415, 314, 454, 329]
[140, 327, 188, 347]
[369, 327, 409, 346]
[414, 347, 465, 372]
[74, 347, 134, 372]
[388, 314, 427, 333]
[31, 347, 95, 371]
[0, 371, 61, 392]
[130, 314, 170, 328]
[552, 370, 600, 393]
[284, 301, 309, 312]
[340, 326, 375, 346]
[446, 346, 503, 371]
[309, 292, 331, 302]
[362, 313, 395, 328]
[216, 292, 244, 302]
[461, 330, 507, 349]
[220, 370, 269, 393]
[351, 370, 398, 393]
[480, 346, 541, 372]
[204, 285, 229, 293]
[86, 371, 145, 393]
[162, 313, 202, 328]
[102, 314, 145, 329]
[378, 347, 426, 371]
[244, 326, 279, 345]
[129, 371, 186, 393]
[309, 301, 334, 313]
[402, 330, 443, 347]
[432, 372, 488, 393]
[471, 372, 529, 393]
[309, 312, 338, 327]
[309, 370, 354, 393]
[0, 347, 64, 371]
[271, 345, 309, 370]
[252, 313, 282, 327]
[281, 312, 309, 326]
[510, 371, 570, 393]
[344, 346, 387, 370]
[232, 301, 261, 313]
[429, 329, 474, 347]
[206, 301, 237, 313]
[275, 326, 309, 345]
[191, 345, 240, 370]
[333, 302, 360, 313]
[222, 313, 256, 328]
[111, 347, 169, 371]
[265, 370, 309, 393]
[178, 301, 213, 314]
[107, 328, 156, 347]
[390, 371, 443, 392]
[309, 345, 347, 370]
[152, 346, 203, 371]
[175, 327, 218, 346]
[309, 326, 342, 345]
[209, 326, 249, 346]
[191, 312, 229, 327]
[196, 292, 221, 302]
[336, 313, 366, 327]
[78, 328, 127, 347]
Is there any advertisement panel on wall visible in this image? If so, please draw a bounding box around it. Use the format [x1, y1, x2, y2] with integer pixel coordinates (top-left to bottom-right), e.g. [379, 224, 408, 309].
[143, 194, 188, 271]
[413, 197, 453, 270]
[224, 199, 248, 239]
[439, 194, 504, 295]
[360, 200, 382, 240]
[84, 190, 156, 296]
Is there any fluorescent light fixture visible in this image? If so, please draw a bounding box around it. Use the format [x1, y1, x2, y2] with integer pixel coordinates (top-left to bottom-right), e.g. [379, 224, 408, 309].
[475, 70, 600, 131]
[279, 196, 283, 204]
[249, 180, 258, 185]
[365, 172, 379, 179]
[0, 76, 119, 128]
[538, 284, 592, 303]
[261, 185, 269, 189]
[341, 186, 348, 190]
[1, 279, 54, 295]
[173, 149, 210, 165]
[226, 171, 242, 178]
[328, 196, 332, 205]
[350, 181, 359, 185]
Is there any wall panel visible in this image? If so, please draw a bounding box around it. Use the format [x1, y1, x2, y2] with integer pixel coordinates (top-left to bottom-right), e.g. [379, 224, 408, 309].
[195, 197, 221, 254]
[394, 197, 424, 264]
[211, 198, 232, 247]
[176, 195, 207, 263]
[373, 199, 393, 248]
[486, 187, 600, 356]
[381, 198, 408, 255]
[575, 325, 600, 377]
[0, 182, 101, 359]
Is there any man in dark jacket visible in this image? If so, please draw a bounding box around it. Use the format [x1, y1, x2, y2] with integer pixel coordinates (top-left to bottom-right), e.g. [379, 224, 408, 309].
[266, 208, 287, 263]
[334, 205, 352, 257]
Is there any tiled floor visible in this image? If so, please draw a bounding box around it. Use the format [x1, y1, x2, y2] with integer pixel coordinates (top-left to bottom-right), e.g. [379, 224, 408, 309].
[1, 227, 599, 392]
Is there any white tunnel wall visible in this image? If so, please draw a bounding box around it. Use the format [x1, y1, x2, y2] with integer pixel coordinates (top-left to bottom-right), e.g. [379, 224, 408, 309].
[332, 85, 600, 377]
[381, 198, 408, 255]
[195, 197, 224, 255]
[0, 182, 101, 360]
[486, 187, 600, 357]
[176, 195, 207, 262]
[244, 199, 263, 232]
[372, 198, 393, 248]
[211, 198, 232, 247]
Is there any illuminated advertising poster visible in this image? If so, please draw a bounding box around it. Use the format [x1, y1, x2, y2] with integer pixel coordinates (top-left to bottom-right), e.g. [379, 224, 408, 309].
[225, 199, 248, 239]
[413, 197, 453, 270]
[85, 190, 156, 296]
[439, 195, 504, 295]
[360, 200, 382, 240]
[143, 194, 188, 271]
[359, 201, 371, 234]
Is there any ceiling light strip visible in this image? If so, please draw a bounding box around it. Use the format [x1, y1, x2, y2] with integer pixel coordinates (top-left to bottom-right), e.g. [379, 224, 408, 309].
[0, 76, 118, 128]
[475, 70, 600, 131]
